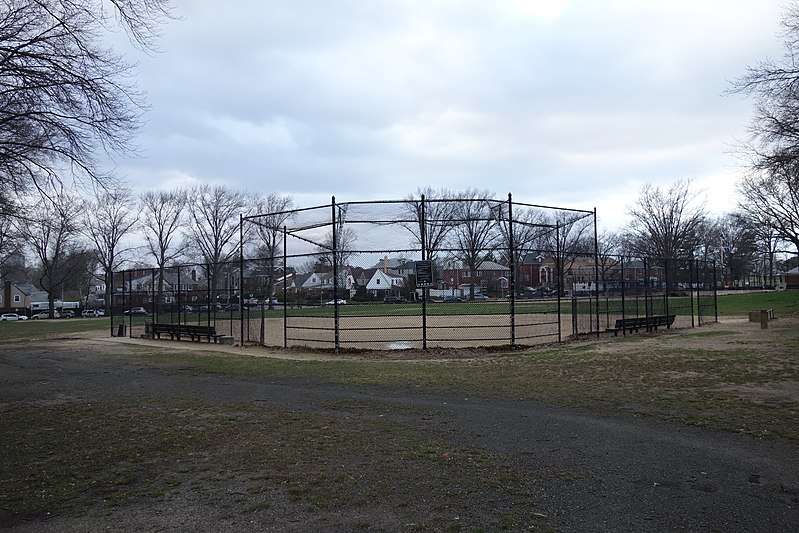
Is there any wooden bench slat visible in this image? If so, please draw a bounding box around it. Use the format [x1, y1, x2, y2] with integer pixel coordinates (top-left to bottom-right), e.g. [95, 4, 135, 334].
[607, 314, 675, 336]
[150, 323, 224, 343]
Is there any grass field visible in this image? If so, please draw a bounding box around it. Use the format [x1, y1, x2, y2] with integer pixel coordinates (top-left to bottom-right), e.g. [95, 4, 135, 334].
[0, 316, 112, 342]
[715, 289, 799, 316]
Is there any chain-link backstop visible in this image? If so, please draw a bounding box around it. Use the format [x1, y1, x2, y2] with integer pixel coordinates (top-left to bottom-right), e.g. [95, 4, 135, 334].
[111, 195, 718, 351]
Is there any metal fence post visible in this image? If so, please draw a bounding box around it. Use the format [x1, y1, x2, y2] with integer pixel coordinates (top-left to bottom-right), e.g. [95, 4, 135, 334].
[556, 221, 562, 343]
[643, 256, 651, 326]
[283, 226, 288, 349]
[713, 260, 719, 324]
[331, 196, 340, 353]
[508, 193, 516, 348]
[421, 194, 428, 350]
[690, 259, 696, 328]
[593, 208, 600, 337]
[620, 256, 626, 336]
[240, 214, 245, 345]
[663, 257, 669, 322]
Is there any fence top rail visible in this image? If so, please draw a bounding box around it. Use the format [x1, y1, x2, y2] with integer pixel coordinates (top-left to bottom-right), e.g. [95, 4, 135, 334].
[242, 203, 331, 222]
[243, 197, 599, 225]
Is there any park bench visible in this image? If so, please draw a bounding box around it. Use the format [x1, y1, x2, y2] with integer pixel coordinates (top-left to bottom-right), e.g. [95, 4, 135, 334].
[607, 314, 676, 336]
[150, 323, 225, 343]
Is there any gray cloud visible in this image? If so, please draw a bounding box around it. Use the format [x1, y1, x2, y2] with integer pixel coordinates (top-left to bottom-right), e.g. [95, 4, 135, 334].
[117, 0, 786, 229]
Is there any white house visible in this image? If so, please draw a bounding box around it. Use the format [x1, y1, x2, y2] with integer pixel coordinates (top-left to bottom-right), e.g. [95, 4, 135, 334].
[300, 272, 332, 291]
[366, 269, 405, 294]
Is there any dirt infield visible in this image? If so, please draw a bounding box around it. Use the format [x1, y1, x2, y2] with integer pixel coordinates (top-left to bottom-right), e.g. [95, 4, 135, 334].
[127, 312, 699, 350]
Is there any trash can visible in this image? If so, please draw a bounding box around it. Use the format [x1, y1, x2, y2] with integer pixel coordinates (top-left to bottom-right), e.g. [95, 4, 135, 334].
[117, 322, 126, 337]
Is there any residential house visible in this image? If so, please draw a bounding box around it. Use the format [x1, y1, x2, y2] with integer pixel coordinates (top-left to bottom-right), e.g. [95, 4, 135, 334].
[395, 260, 420, 279]
[442, 260, 511, 295]
[517, 254, 543, 288]
[1, 280, 34, 313]
[365, 269, 405, 296]
[272, 271, 303, 298]
[353, 268, 377, 290]
[371, 256, 409, 271]
[0, 281, 76, 313]
[239, 265, 294, 299]
[116, 269, 203, 307]
[603, 259, 666, 292]
[518, 254, 558, 289]
[284, 269, 356, 301]
[787, 267, 799, 289]
[518, 254, 669, 294]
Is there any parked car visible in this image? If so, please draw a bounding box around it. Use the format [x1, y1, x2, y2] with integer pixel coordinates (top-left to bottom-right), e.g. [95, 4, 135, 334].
[383, 296, 407, 304]
[443, 296, 463, 303]
[471, 294, 489, 301]
[525, 286, 557, 298]
[0, 313, 28, 321]
[31, 311, 60, 319]
[61, 310, 75, 318]
[251, 298, 281, 307]
[124, 307, 148, 315]
[81, 309, 105, 318]
[224, 304, 241, 312]
[325, 299, 347, 306]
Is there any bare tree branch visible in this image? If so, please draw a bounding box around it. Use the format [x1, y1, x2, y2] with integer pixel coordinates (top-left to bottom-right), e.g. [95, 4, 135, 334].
[0, 0, 171, 199]
[83, 184, 138, 308]
[623, 179, 707, 259]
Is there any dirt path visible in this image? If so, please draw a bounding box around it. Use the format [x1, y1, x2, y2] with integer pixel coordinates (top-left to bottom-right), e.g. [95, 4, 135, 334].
[1, 329, 798, 531]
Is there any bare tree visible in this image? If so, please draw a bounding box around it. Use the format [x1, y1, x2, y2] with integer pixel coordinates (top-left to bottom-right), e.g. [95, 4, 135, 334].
[0, 0, 172, 200]
[715, 213, 758, 284]
[21, 188, 84, 316]
[83, 186, 138, 309]
[139, 189, 186, 302]
[489, 199, 550, 295]
[729, 4, 799, 257]
[595, 229, 622, 294]
[401, 187, 458, 262]
[623, 179, 707, 259]
[738, 163, 799, 255]
[448, 189, 498, 299]
[729, 3, 799, 171]
[315, 227, 357, 273]
[61, 249, 100, 306]
[185, 184, 249, 291]
[749, 218, 783, 286]
[251, 193, 294, 308]
[0, 208, 24, 278]
[544, 210, 595, 293]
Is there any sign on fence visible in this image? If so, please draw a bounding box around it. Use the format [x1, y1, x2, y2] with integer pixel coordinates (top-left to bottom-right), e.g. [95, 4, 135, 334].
[415, 260, 433, 287]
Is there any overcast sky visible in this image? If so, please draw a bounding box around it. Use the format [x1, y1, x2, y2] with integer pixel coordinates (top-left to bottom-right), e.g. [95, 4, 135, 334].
[117, 0, 787, 230]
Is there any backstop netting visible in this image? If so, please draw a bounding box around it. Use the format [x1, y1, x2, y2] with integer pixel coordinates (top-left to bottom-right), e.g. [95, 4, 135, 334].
[110, 195, 718, 351]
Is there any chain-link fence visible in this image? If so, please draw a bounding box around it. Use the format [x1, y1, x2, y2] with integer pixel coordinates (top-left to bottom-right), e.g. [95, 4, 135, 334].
[110, 196, 718, 351]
